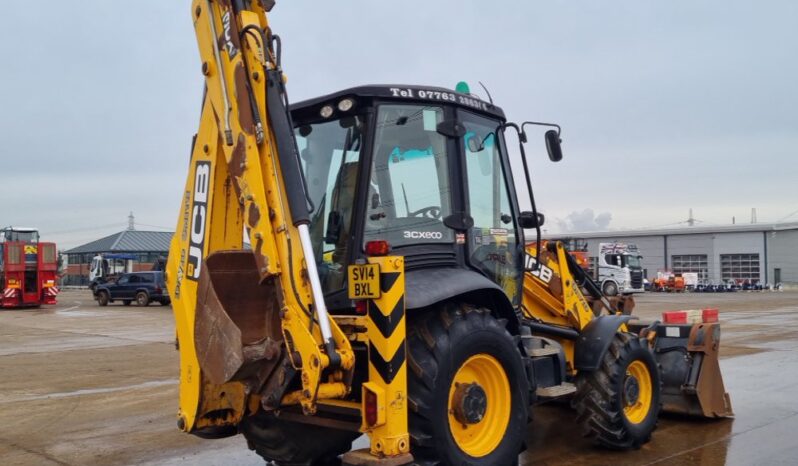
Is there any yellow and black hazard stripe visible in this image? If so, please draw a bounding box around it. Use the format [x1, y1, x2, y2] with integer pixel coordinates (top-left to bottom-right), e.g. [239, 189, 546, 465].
[361, 256, 411, 457]
[366, 259, 406, 386]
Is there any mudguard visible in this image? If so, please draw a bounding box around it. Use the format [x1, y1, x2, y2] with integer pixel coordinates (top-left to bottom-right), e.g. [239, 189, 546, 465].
[574, 314, 634, 371]
[405, 267, 519, 334]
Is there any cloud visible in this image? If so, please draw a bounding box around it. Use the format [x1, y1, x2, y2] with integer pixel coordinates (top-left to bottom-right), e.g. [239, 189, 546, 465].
[556, 209, 612, 233]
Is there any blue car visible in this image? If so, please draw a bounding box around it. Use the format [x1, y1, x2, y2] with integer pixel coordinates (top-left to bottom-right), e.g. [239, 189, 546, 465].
[94, 271, 170, 306]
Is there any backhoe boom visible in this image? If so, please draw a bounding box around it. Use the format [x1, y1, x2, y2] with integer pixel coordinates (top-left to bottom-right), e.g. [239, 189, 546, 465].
[166, 0, 352, 433]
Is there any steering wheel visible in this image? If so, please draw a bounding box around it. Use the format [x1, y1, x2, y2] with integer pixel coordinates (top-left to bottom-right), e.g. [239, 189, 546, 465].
[409, 206, 442, 219]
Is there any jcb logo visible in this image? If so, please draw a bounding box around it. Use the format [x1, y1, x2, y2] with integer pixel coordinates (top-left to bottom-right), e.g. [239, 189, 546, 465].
[186, 162, 210, 281]
[221, 11, 238, 58]
[524, 254, 554, 284]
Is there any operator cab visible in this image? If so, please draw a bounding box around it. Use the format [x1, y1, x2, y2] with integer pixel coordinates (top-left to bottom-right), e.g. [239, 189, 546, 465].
[0, 227, 40, 244]
[291, 84, 560, 311]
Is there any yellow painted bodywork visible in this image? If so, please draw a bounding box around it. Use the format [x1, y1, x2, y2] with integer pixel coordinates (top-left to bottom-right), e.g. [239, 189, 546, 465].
[166, 0, 352, 432]
[521, 241, 607, 373]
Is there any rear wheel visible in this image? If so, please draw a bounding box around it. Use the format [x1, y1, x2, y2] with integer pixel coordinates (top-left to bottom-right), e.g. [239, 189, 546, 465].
[97, 291, 109, 306]
[407, 304, 528, 465]
[572, 332, 661, 449]
[136, 291, 150, 307]
[240, 412, 358, 465]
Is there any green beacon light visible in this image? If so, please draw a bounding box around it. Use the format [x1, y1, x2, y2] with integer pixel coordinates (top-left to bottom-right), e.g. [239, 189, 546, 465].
[455, 81, 470, 94]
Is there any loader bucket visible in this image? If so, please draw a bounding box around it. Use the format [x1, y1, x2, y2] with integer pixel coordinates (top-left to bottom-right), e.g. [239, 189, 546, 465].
[194, 250, 284, 391]
[653, 322, 733, 418]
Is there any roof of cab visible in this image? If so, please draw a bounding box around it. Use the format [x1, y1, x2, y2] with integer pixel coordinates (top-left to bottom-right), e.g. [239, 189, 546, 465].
[290, 84, 506, 120]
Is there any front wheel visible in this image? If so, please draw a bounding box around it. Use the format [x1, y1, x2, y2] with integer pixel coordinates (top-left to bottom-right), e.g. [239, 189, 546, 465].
[602, 281, 619, 297]
[97, 291, 109, 306]
[572, 332, 661, 449]
[407, 304, 529, 465]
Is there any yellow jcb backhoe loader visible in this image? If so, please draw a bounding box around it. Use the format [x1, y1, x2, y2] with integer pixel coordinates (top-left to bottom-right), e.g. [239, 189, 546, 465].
[166, 1, 732, 464]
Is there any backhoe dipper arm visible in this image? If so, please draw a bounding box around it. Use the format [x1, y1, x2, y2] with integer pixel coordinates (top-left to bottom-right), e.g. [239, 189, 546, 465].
[166, 0, 353, 431]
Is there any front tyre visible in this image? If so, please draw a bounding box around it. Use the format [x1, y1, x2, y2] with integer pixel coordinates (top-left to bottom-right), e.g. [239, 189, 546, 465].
[407, 304, 529, 465]
[602, 280, 619, 297]
[572, 333, 661, 449]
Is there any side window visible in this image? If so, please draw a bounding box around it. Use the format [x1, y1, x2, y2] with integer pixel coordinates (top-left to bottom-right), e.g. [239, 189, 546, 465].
[128, 275, 141, 284]
[365, 105, 453, 246]
[139, 274, 153, 283]
[295, 115, 365, 295]
[462, 111, 520, 304]
[117, 275, 130, 285]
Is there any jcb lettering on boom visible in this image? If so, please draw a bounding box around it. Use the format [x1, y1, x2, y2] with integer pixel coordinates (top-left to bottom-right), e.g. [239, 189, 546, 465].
[525, 253, 554, 283]
[221, 11, 237, 58]
[186, 162, 210, 281]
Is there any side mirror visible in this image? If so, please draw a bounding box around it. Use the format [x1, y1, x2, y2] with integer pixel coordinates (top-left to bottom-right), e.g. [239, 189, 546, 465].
[544, 130, 563, 162]
[519, 211, 545, 229]
[436, 119, 466, 138]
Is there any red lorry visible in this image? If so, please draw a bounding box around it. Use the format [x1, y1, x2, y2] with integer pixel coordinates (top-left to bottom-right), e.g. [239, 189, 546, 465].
[0, 227, 59, 308]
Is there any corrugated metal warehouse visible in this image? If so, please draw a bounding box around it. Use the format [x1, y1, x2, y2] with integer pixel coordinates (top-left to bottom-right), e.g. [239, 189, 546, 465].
[63, 230, 173, 286]
[549, 222, 798, 286]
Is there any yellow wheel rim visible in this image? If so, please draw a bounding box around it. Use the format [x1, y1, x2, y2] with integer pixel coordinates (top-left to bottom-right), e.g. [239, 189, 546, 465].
[447, 354, 511, 457]
[623, 360, 653, 424]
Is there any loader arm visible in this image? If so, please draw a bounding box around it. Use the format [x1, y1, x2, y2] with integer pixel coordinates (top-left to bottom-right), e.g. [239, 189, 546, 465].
[166, 0, 353, 433]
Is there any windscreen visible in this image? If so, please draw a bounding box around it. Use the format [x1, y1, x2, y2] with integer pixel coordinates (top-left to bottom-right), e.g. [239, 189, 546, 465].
[623, 255, 642, 268]
[364, 104, 453, 247]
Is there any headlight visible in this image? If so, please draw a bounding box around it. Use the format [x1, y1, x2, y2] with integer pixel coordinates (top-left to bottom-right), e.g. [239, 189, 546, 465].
[337, 98, 354, 112]
[319, 105, 334, 118]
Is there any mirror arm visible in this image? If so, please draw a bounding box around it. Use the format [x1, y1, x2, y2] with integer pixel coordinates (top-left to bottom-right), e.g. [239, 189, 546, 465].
[521, 120, 561, 136]
[503, 123, 542, 271]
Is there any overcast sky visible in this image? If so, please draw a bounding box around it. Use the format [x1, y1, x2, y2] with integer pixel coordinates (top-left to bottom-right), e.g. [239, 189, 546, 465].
[2, 1, 797, 249]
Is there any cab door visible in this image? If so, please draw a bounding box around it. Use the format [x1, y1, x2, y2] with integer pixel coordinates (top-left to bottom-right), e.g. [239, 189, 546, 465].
[460, 111, 522, 305]
[114, 274, 134, 300]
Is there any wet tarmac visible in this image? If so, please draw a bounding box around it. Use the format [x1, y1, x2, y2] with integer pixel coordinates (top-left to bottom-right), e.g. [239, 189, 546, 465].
[1, 290, 797, 465]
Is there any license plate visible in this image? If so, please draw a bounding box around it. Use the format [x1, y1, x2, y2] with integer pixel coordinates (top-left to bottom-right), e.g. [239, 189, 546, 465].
[348, 263, 380, 299]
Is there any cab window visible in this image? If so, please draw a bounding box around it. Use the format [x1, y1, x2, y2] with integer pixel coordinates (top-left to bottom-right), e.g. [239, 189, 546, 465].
[462, 111, 520, 304]
[296, 115, 365, 294]
[364, 105, 453, 247]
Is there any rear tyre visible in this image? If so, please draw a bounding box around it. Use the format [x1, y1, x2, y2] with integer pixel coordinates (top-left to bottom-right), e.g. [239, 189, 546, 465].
[136, 291, 150, 307]
[97, 291, 109, 306]
[572, 332, 661, 449]
[407, 303, 529, 465]
[602, 281, 619, 297]
[240, 413, 359, 465]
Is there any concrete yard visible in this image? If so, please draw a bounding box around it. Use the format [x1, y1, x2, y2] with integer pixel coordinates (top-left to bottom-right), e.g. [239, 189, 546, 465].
[1, 290, 797, 465]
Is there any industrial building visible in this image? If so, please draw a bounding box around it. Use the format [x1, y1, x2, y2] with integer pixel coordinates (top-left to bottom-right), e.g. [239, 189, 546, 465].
[549, 222, 798, 286]
[63, 230, 173, 286]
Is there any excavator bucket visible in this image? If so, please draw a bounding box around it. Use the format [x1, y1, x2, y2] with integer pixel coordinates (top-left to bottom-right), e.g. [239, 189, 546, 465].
[647, 322, 733, 418]
[194, 250, 284, 391]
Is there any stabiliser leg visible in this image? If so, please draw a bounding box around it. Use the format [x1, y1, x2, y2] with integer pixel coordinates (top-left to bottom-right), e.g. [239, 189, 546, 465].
[343, 256, 413, 466]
